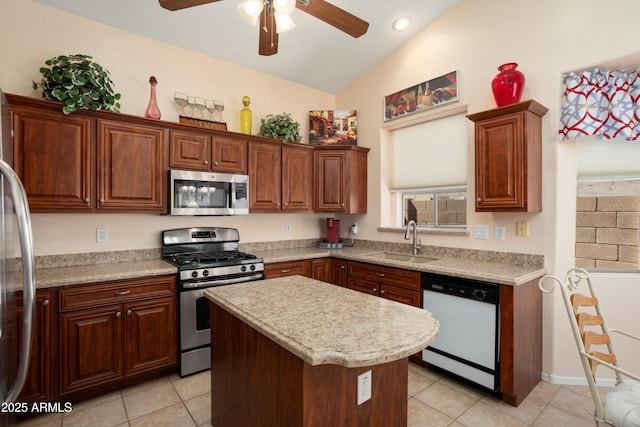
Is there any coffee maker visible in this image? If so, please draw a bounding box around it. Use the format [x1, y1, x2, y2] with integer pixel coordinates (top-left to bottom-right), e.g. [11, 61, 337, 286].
[325, 218, 341, 243]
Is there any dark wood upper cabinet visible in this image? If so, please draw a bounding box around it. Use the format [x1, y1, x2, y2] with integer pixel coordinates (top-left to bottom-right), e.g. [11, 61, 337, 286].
[248, 140, 313, 212]
[97, 120, 166, 210]
[314, 146, 369, 214]
[11, 104, 94, 211]
[467, 100, 548, 212]
[169, 130, 247, 174]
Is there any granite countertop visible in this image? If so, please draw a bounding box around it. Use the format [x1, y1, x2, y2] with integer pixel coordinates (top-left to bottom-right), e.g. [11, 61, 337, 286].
[253, 247, 546, 286]
[204, 275, 440, 367]
[17, 259, 177, 291]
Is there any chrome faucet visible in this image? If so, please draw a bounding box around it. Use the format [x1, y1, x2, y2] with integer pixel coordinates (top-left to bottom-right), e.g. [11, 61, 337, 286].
[404, 220, 421, 255]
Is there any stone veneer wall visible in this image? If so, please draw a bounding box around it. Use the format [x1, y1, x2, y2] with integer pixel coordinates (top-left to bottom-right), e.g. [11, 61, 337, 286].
[576, 195, 640, 269]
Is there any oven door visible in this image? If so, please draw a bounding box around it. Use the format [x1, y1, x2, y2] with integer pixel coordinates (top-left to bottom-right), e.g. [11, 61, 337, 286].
[180, 288, 211, 351]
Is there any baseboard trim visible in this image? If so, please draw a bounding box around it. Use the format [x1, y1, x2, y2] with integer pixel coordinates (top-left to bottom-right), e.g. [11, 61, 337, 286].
[541, 372, 616, 388]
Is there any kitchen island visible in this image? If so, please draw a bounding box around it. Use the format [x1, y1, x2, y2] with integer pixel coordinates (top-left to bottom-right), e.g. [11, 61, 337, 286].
[204, 275, 439, 427]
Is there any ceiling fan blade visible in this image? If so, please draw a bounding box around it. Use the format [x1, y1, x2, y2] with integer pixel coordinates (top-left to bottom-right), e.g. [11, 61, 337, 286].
[296, 0, 369, 38]
[158, 0, 222, 12]
[258, 7, 279, 56]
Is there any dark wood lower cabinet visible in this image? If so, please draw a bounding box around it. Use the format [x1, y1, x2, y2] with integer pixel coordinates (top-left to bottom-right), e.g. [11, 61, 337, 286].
[59, 305, 124, 394]
[17, 290, 55, 403]
[58, 276, 177, 396]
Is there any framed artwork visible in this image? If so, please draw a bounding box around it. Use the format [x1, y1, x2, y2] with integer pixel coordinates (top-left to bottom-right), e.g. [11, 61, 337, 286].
[384, 70, 459, 121]
[309, 110, 357, 145]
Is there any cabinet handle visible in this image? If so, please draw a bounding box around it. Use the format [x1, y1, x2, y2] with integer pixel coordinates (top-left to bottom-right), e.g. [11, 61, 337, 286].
[380, 289, 385, 295]
[214, 161, 219, 165]
[127, 309, 132, 316]
[84, 198, 90, 204]
[373, 288, 377, 292]
[99, 198, 105, 204]
[114, 290, 131, 296]
[204, 160, 209, 165]
[340, 266, 345, 269]
[375, 273, 385, 277]
[116, 311, 121, 317]
[276, 202, 281, 207]
[477, 197, 481, 202]
[42, 299, 50, 306]
[341, 203, 345, 207]
[283, 202, 288, 207]
[280, 269, 291, 273]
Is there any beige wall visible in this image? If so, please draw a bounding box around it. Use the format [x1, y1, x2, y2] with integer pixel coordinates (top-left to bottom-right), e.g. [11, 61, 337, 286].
[2, 0, 640, 381]
[0, 0, 335, 253]
[335, 0, 640, 381]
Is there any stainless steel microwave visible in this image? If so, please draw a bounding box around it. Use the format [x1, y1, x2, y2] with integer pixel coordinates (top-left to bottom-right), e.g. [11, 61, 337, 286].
[169, 170, 249, 215]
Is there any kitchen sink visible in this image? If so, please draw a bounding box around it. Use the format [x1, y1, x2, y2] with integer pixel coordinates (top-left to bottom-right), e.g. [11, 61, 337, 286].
[363, 252, 438, 264]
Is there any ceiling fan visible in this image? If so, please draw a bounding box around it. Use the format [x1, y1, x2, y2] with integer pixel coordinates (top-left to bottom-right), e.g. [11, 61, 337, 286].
[158, 0, 369, 56]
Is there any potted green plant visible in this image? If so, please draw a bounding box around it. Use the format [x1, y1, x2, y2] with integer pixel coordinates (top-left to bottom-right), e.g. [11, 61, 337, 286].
[32, 54, 121, 115]
[258, 112, 301, 143]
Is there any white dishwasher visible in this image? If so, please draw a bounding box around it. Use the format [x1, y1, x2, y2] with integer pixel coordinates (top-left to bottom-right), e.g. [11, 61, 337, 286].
[422, 273, 500, 392]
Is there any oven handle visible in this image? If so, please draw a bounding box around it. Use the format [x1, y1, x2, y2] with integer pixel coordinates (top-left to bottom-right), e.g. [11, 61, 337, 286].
[181, 273, 264, 289]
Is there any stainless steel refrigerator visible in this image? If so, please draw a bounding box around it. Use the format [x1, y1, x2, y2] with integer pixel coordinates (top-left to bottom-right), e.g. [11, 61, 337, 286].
[0, 90, 36, 426]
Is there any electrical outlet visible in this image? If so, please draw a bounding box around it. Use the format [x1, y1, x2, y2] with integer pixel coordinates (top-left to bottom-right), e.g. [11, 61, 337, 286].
[96, 228, 108, 243]
[285, 223, 292, 233]
[473, 225, 489, 240]
[350, 223, 358, 235]
[357, 370, 372, 405]
[495, 225, 506, 241]
[516, 221, 529, 237]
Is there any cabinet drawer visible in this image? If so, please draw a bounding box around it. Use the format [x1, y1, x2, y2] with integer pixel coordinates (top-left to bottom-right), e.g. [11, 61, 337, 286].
[348, 261, 421, 291]
[264, 260, 311, 279]
[59, 275, 176, 312]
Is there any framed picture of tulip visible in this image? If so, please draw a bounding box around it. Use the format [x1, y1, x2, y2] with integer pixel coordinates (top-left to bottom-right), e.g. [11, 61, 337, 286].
[309, 110, 357, 145]
[384, 70, 459, 121]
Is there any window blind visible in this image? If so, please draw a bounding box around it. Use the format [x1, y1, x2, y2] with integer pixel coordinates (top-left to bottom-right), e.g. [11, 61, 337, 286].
[577, 140, 640, 180]
[389, 112, 468, 190]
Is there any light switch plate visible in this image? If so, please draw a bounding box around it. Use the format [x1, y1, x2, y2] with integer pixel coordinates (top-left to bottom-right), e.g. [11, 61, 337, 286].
[495, 225, 506, 240]
[474, 225, 489, 240]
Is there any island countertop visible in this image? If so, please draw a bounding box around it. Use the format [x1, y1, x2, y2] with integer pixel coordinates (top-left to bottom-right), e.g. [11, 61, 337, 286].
[204, 275, 439, 368]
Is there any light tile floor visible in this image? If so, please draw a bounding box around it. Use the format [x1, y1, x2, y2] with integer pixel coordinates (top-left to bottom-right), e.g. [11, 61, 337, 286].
[17, 363, 600, 427]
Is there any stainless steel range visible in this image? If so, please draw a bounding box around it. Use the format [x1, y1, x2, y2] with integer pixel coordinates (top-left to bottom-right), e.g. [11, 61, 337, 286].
[162, 227, 264, 377]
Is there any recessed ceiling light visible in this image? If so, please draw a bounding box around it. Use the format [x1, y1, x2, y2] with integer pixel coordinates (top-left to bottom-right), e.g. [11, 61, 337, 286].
[392, 16, 412, 32]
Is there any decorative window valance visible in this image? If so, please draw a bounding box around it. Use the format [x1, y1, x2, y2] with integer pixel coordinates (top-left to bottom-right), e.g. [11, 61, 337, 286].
[558, 68, 640, 141]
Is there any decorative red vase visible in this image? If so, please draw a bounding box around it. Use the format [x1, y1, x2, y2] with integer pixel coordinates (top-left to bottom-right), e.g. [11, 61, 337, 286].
[491, 63, 525, 107]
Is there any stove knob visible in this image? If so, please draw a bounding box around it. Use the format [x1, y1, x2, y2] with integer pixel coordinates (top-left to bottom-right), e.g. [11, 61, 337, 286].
[202, 270, 209, 277]
[250, 265, 256, 271]
[241, 265, 247, 272]
[191, 271, 198, 278]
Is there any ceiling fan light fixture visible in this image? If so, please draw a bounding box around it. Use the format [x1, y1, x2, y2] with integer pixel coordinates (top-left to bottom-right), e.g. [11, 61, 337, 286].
[273, 0, 296, 15]
[238, 0, 264, 26]
[392, 16, 413, 32]
[275, 12, 296, 33]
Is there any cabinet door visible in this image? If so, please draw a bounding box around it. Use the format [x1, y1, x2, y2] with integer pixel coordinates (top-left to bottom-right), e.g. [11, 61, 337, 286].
[311, 258, 331, 282]
[381, 284, 421, 307]
[97, 120, 166, 210]
[248, 141, 281, 211]
[329, 259, 348, 287]
[16, 291, 54, 403]
[11, 106, 93, 211]
[282, 145, 312, 211]
[264, 260, 311, 279]
[59, 305, 124, 395]
[212, 137, 248, 174]
[475, 113, 525, 210]
[348, 277, 379, 296]
[169, 130, 211, 171]
[125, 297, 177, 376]
[314, 150, 346, 212]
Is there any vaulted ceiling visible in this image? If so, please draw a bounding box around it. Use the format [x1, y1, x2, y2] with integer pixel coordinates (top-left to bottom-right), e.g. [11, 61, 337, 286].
[32, 0, 459, 93]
